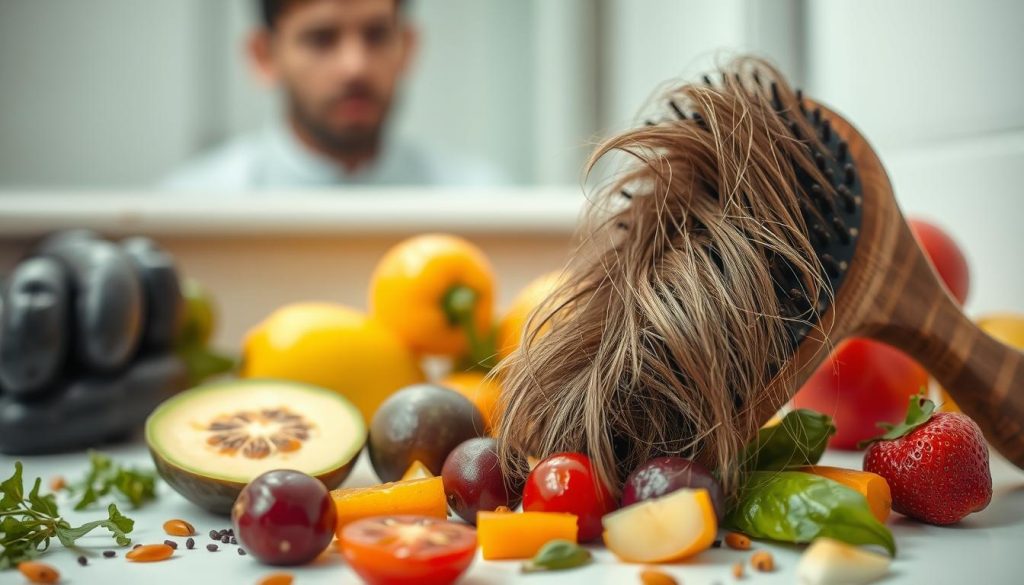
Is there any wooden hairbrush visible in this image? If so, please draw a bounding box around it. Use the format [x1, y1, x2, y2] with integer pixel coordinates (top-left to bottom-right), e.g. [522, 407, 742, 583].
[746, 87, 1024, 469]
[497, 60, 1024, 489]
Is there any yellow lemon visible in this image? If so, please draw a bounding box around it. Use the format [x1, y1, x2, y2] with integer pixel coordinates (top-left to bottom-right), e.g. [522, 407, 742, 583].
[242, 303, 423, 423]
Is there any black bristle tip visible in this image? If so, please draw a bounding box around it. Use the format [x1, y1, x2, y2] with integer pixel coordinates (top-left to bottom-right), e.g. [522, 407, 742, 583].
[789, 121, 802, 140]
[812, 108, 822, 125]
[668, 100, 686, 119]
[837, 140, 849, 162]
[771, 82, 782, 110]
[820, 254, 843, 278]
[837, 185, 857, 213]
[814, 152, 826, 170]
[820, 120, 832, 142]
[843, 164, 856, 186]
[644, 119, 658, 127]
[702, 73, 713, 86]
[833, 216, 852, 244]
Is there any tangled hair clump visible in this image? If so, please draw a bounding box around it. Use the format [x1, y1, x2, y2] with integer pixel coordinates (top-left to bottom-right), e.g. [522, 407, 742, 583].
[495, 57, 834, 497]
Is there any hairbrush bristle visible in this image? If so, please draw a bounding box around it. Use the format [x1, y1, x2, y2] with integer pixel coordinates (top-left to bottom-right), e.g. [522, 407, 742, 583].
[495, 56, 847, 498]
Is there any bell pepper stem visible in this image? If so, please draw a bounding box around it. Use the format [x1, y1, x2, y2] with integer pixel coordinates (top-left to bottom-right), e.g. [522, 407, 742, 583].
[443, 285, 497, 371]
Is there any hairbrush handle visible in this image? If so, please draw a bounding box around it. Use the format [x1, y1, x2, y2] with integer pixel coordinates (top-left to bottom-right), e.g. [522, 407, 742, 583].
[862, 237, 1024, 467]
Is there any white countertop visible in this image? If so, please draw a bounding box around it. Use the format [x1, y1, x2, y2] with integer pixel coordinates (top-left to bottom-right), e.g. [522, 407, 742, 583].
[3, 444, 1023, 585]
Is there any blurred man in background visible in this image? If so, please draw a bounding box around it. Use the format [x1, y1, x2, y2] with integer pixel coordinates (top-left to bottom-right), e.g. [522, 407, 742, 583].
[165, 0, 499, 189]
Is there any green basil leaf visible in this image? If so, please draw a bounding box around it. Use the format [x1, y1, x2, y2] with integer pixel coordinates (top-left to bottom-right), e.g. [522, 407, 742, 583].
[521, 539, 592, 573]
[744, 409, 835, 471]
[27, 478, 59, 517]
[1, 462, 25, 510]
[725, 471, 895, 556]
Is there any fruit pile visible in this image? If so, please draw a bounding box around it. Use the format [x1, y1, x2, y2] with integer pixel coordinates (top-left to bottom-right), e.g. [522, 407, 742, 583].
[5, 228, 1011, 584]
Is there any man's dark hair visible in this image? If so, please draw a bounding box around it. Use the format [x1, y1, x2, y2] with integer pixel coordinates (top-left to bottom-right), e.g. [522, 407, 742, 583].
[259, 0, 407, 29]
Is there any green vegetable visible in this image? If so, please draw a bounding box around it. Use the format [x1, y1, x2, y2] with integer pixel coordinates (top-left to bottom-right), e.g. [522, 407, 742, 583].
[62, 451, 157, 510]
[521, 539, 592, 573]
[858, 392, 933, 448]
[744, 409, 835, 471]
[725, 471, 895, 556]
[1, 462, 134, 569]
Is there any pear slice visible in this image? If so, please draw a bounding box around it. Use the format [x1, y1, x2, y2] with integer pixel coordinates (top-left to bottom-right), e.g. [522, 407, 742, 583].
[797, 537, 891, 585]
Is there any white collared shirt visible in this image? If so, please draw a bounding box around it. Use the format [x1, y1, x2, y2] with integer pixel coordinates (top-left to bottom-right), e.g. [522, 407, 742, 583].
[162, 123, 504, 190]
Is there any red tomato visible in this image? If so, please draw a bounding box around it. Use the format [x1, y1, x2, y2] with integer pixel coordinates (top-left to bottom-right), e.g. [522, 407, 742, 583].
[339, 516, 477, 585]
[522, 452, 614, 542]
[909, 219, 970, 305]
[794, 339, 929, 449]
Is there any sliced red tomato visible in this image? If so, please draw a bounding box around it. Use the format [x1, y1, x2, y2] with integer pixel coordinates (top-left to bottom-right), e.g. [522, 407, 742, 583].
[340, 516, 477, 585]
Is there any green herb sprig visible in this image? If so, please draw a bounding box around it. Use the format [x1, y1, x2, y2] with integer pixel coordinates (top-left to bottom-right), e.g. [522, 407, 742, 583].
[1, 462, 134, 569]
[61, 451, 157, 510]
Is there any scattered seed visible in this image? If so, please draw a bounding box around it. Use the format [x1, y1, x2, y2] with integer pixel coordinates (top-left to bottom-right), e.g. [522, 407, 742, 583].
[164, 540, 179, 550]
[49, 476, 66, 492]
[207, 544, 219, 552]
[103, 551, 117, 558]
[725, 532, 751, 551]
[210, 529, 221, 539]
[640, 567, 678, 585]
[77, 556, 88, 566]
[186, 537, 196, 550]
[226, 528, 235, 536]
[163, 519, 196, 537]
[230, 537, 238, 545]
[258, 573, 294, 585]
[732, 562, 744, 579]
[222, 535, 231, 544]
[238, 548, 247, 556]
[126, 544, 175, 563]
[712, 539, 722, 548]
[750, 551, 774, 572]
[17, 561, 60, 584]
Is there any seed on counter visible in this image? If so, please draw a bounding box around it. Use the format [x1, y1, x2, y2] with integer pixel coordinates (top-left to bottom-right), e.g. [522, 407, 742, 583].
[163, 519, 196, 537]
[238, 548, 247, 556]
[725, 532, 751, 551]
[186, 537, 196, 550]
[207, 544, 219, 552]
[222, 534, 231, 544]
[732, 562, 744, 579]
[103, 550, 117, 558]
[712, 539, 722, 548]
[210, 529, 221, 539]
[258, 573, 294, 585]
[126, 544, 175, 563]
[77, 556, 88, 566]
[49, 476, 66, 492]
[164, 540, 179, 550]
[231, 537, 238, 545]
[751, 551, 774, 572]
[640, 567, 678, 585]
[17, 561, 60, 584]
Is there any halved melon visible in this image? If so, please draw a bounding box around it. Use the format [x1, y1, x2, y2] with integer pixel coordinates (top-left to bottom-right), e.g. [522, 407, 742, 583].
[146, 379, 365, 514]
[602, 488, 717, 563]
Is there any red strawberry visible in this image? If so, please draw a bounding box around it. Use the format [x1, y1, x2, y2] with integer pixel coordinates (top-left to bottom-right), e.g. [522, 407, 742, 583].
[861, 394, 991, 525]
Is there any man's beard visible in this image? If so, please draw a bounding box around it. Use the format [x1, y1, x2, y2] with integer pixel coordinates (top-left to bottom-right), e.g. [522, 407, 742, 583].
[288, 88, 388, 159]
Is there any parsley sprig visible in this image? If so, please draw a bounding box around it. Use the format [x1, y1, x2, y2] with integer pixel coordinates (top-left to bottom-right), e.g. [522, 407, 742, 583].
[61, 451, 157, 510]
[1, 462, 134, 570]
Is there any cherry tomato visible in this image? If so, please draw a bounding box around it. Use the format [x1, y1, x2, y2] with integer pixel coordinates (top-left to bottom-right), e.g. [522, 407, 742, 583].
[339, 516, 477, 585]
[909, 219, 970, 305]
[522, 452, 614, 542]
[794, 338, 929, 449]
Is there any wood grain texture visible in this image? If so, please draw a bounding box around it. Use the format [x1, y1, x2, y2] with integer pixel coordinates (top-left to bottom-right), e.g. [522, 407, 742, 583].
[753, 104, 1024, 469]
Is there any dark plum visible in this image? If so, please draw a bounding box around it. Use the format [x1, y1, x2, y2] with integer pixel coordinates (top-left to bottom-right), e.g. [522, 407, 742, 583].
[441, 438, 522, 524]
[621, 457, 726, 520]
[368, 384, 486, 482]
[232, 470, 337, 566]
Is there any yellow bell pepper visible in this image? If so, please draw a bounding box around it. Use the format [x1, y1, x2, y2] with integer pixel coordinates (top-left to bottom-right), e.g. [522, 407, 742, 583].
[369, 234, 496, 366]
